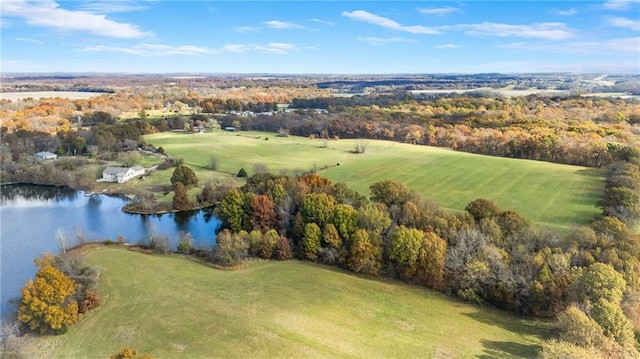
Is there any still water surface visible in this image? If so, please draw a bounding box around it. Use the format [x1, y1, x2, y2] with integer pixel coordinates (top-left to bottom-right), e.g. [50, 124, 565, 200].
[0, 184, 220, 324]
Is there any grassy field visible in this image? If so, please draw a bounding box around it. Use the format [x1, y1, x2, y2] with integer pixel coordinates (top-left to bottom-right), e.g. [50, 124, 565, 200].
[144, 131, 604, 229]
[39, 246, 550, 358]
[0, 91, 108, 101]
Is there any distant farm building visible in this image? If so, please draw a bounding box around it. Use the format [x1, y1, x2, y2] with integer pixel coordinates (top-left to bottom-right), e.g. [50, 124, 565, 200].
[34, 151, 58, 161]
[101, 166, 146, 183]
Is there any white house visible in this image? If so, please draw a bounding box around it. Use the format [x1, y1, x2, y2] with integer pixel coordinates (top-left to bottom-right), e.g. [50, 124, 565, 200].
[34, 151, 58, 161]
[102, 165, 146, 183]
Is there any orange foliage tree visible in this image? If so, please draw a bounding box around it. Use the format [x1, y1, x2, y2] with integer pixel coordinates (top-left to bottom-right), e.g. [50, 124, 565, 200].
[111, 348, 153, 359]
[18, 264, 79, 334]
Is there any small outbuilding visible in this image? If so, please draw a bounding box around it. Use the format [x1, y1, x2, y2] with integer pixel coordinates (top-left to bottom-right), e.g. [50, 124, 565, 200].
[34, 151, 58, 161]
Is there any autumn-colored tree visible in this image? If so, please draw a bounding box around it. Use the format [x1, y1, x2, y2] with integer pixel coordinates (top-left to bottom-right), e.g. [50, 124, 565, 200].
[111, 348, 153, 359]
[399, 201, 421, 228]
[248, 230, 264, 257]
[330, 204, 358, 241]
[389, 226, 423, 279]
[415, 231, 447, 289]
[275, 235, 293, 260]
[250, 194, 277, 232]
[300, 193, 336, 228]
[465, 198, 501, 223]
[299, 173, 332, 193]
[217, 189, 250, 232]
[572, 262, 626, 305]
[18, 264, 79, 334]
[170, 165, 198, 187]
[496, 210, 530, 237]
[568, 263, 636, 351]
[266, 182, 287, 206]
[369, 180, 418, 207]
[302, 223, 322, 260]
[322, 223, 342, 249]
[262, 229, 280, 259]
[248, 229, 278, 259]
[346, 229, 381, 276]
[330, 182, 368, 208]
[590, 216, 632, 243]
[211, 229, 248, 267]
[172, 182, 193, 211]
[357, 203, 392, 241]
[589, 299, 636, 349]
[290, 212, 306, 243]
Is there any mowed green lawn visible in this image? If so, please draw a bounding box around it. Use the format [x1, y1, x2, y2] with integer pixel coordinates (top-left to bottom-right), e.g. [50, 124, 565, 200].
[42, 247, 549, 358]
[144, 131, 604, 229]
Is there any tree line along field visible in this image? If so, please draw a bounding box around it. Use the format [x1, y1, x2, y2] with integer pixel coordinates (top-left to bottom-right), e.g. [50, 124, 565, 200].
[143, 131, 605, 230]
[37, 246, 549, 358]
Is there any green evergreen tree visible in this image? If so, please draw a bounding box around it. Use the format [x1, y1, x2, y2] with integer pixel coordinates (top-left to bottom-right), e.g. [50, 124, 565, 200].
[172, 182, 193, 211]
[170, 165, 198, 187]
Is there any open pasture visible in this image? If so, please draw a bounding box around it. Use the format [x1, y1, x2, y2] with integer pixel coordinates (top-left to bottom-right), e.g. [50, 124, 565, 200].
[41, 246, 549, 358]
[144, 131, 604, 229]
[0, 91, 108, 101]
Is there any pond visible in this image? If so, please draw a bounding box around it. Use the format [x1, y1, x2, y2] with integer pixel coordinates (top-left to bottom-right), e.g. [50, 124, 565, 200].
[0, 184, 220, 324]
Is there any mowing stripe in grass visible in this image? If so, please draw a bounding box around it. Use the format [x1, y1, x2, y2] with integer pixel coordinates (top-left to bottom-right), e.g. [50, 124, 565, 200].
[144, 131, 605, 229]
[41, 247, 550, 358]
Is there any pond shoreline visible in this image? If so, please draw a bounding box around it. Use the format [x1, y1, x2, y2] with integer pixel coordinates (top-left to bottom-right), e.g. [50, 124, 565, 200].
[3, 181, 214, 215]
[1, 183, 221, 324]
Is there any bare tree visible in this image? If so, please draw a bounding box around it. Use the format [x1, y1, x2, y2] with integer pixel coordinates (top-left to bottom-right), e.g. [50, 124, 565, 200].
[56, 228, 67, 254]
[1, 322, 35, 359]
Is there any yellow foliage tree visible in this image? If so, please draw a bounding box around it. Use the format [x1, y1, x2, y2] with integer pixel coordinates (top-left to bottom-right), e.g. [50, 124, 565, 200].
[111, 348, 153, 359]
[18, 264, 79, 334]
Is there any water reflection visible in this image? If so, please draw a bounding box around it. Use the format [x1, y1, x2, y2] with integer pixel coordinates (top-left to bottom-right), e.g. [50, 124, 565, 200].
[0, 184, 221, 324]
[1, 184, 78, 206]
[174, 210, 197, 225]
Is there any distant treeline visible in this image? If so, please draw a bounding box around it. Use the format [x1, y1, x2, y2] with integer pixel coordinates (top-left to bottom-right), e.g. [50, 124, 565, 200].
[3, 94, 639, 171]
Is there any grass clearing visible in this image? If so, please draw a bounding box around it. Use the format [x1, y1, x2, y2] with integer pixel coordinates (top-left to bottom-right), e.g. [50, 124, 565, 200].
[0, 91, 108, 101]
[40, 246, 550, 358]
[144, 131, 604, 229]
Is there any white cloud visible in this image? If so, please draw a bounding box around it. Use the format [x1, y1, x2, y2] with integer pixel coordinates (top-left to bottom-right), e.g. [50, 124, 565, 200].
[500, 37, 640, 54]
[1, 0, 151, 38]
[256, 42, 296, 54]
[605, 36, 640, 51]
[552, 8, 578, 16]
[451, 22, 575, 40]
[16, 37, 43, 44]
[310, 18, 335, 27]
[264, 20, 304, 29]
[602, 0, 640, 10]
[341, 10, 439, 35]
[417, 7, 459, 16]
[215, 42, 298, 55]
[75, 1, 150, 14]
[468, 60, 639, 73]
[436, 44, 458, 49]
[356, 36, 415, 46]
[605, 16, 640, 30]
[234, 26, 259, 33]
[219, 44, 250, 53]
[81, 43, 209, 56]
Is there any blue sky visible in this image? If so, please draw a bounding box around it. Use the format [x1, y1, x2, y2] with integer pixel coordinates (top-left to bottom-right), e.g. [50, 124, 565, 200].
[1, 0, 639, 73]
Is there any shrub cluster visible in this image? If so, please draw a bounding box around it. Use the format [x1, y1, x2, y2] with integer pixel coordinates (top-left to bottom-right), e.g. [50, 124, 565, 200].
[17, 251, 102, 335]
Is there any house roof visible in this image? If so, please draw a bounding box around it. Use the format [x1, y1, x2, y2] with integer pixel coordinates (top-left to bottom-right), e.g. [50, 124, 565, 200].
[103, 166, 129, 175]
[35, 151, 57, 158]
[131, 165, 144, 171]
